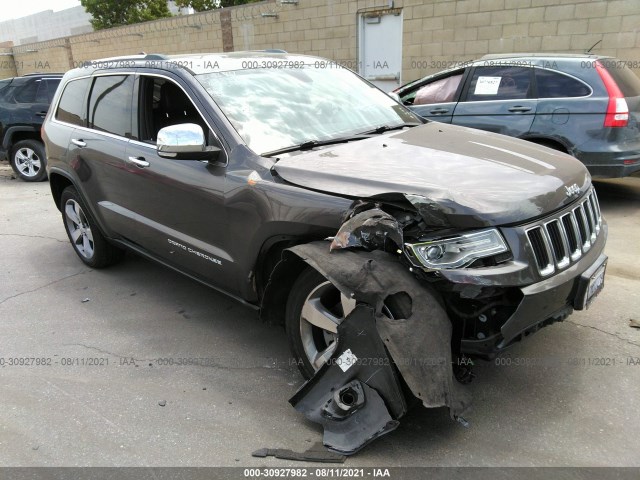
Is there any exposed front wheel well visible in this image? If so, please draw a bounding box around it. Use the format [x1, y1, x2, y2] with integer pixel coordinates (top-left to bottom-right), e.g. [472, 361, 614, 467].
[256, 237, 307, 300]
[258, 242, 309, 326]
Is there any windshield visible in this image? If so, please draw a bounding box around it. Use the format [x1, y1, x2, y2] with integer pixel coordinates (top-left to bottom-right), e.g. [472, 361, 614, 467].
[196, 65, 420, 155]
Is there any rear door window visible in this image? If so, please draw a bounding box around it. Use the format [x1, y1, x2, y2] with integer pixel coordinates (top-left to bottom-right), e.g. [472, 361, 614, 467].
[87, 75, 134, 138]
[55, 77, 91, 126]
[535, 69, 591, 98]
[464, 66, 533, 102]
[14, 80, 39, 103]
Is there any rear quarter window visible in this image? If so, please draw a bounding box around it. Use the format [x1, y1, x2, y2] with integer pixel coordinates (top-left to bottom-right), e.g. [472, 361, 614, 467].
[55, 77, 91, 126]
[535, 69, 591, 98]
[0, 79, 12, 100]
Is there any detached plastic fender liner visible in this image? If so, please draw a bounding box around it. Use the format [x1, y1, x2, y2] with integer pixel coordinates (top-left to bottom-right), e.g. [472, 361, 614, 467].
[286, 242, 472, 418]
[289, 304, 405, 455]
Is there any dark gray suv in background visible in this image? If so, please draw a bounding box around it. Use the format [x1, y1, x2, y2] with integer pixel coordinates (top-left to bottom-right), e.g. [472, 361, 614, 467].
[0, 73, 62, 181]
[394, 53, 640, 178]
[42, 52, 607, 454]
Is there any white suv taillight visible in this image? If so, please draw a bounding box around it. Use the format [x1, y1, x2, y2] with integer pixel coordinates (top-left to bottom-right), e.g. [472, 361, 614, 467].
[596, 60, 629, 128]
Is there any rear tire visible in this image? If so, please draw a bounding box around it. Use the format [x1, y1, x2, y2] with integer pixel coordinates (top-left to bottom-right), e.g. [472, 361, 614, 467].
[60, 186, 124, 268]
[10, 140, 48, 182]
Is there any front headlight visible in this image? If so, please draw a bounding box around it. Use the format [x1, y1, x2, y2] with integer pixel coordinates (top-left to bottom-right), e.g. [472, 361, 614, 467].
[406, 228, 509, 269]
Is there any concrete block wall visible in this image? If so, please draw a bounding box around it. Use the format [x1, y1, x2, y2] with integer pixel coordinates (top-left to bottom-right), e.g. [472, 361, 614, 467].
[2, 0, 639, 84]
[399, 0, 640, 81]
[0, 46, 18, 78]
[11, 38, 72, 74]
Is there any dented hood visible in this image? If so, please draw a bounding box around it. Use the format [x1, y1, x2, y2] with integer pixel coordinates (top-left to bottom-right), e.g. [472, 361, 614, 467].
[273, 123, 591, 227]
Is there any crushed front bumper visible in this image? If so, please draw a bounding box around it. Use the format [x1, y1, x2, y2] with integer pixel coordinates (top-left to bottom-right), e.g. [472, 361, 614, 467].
[441, 220, 608, 358]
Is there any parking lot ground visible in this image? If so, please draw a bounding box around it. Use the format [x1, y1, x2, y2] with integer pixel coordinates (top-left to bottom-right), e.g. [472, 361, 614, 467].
[0, 160, 639, 467]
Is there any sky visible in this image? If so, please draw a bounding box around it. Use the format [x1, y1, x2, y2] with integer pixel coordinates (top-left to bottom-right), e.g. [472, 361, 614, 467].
[2, 0, 82, 21]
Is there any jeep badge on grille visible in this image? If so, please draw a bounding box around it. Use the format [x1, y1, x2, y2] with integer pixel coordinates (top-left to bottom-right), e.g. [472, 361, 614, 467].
[565, 184, 580, 198]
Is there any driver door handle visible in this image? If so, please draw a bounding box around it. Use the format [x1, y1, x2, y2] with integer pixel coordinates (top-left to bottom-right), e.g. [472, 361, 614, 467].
[430, 108, 449, 114]
[508, 106, 532, 113]
[127, 156, 150, 168]
[71, 139, 86, 147]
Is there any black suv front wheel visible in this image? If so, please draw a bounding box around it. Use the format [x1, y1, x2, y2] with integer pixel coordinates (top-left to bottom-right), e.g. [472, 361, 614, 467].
[60, 186, 124, 268]
[10, 140, 48, 182]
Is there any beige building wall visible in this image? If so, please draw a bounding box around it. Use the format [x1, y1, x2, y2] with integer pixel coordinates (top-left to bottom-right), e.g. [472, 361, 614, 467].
[2, 0, 640, 83]
[0, 45, 18, 79]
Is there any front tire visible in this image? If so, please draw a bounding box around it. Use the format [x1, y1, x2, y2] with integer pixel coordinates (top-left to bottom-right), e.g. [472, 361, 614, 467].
[10, 140, 48, 182]
[60, 186, 124, 268]
[285, 268, 356, 379]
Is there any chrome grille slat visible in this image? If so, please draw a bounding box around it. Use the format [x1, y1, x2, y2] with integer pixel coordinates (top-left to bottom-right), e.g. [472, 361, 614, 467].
[575, 205, 591, 251]
[526, 189, 603, 276]
[583, 200, 597, 243]
[561, 212, 582, 261]
[546, 219, 570, 269]
[588, 194, 601, 234]
[527, 226, 555, 276]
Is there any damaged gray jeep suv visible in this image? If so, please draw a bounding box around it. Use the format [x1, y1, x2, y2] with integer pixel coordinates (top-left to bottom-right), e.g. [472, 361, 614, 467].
[43, 52, 607, 454]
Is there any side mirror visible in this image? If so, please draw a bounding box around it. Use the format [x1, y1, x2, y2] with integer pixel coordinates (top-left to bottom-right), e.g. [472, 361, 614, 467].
[157, 123, 221, 161]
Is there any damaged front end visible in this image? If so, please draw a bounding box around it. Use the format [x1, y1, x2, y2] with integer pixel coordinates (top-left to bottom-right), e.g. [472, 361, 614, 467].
[284, 243, 472, 455]
[265, 189, 606, 455]
[274, 192, 484, 454]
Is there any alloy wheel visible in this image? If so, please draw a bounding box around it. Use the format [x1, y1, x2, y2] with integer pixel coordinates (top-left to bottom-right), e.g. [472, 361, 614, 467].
[64, 199, 95, 259]
[14, 147, 42, 178]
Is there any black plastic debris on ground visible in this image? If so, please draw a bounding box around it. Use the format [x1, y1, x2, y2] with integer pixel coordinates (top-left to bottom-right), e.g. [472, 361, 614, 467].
[252, 442, 346, 463]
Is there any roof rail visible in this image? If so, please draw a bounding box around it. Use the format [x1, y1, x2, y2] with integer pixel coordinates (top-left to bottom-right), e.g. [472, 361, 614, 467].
[22, 72, 64, 76]
[143, 53, 170, 60]
[83, 53, 170, 64]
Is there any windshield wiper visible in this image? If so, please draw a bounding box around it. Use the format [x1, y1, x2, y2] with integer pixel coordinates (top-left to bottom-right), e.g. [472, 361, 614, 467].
[262, 134, 370, 157]
[361, 122, 423, 135]
[262, 123, 422, 158]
